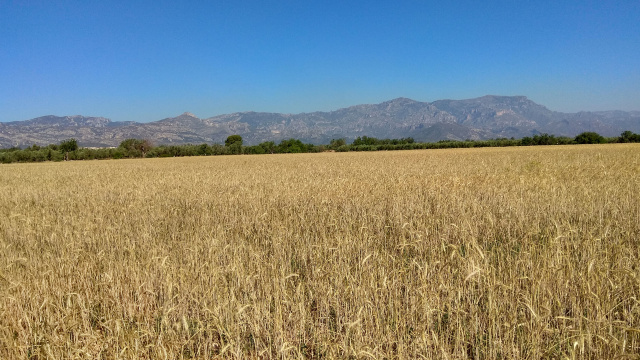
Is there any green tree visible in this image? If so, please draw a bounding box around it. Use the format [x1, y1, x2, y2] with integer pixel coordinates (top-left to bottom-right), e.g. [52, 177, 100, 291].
[618, 131, 640, 143]
[329, 138, 346, 149]
[242, 145, 261, 154]
[59, 139, 78, 161]
[259, 141, 276, 154]
[277, 138, 305, 153]
[574, 132, 605, 144]
[197, 143, 211, 156]
[119, 139, 153, 158]
[352, 136, 379, 146]
[225, 135, 243, 147]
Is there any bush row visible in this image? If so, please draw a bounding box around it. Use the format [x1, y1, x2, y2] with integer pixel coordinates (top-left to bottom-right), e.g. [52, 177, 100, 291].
[1, 131, 639, 164]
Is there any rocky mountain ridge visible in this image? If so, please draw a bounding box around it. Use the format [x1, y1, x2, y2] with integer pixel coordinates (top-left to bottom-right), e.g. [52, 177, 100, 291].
[1, 96, 639, 147]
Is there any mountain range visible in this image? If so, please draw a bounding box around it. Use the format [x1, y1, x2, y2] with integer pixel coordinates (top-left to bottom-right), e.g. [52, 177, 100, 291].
[1, 95, 639, 148]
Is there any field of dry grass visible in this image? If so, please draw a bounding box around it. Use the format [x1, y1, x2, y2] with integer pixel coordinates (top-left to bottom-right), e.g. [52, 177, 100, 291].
[1, 144, 639, 359]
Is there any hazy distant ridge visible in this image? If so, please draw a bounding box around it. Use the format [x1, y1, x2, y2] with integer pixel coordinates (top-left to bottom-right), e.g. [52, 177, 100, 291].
[2, 96, 639, 147]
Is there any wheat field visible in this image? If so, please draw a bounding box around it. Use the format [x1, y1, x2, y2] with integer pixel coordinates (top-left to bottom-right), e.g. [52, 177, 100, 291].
[1, 145, 639, 359]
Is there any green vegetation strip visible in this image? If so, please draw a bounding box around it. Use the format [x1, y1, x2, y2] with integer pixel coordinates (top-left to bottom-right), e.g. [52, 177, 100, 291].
[1, 131, 639, 163]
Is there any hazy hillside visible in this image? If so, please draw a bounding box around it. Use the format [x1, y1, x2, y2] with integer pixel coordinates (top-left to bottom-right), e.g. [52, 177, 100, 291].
[1, 96, 639, 147]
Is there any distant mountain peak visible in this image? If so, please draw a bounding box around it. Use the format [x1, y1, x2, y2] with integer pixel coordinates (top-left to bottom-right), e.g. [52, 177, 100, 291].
[386, 97, 419, 104]
[469, 94, 528, 102]
[182, 112, 197, 118]
[5, 115, 111, 127]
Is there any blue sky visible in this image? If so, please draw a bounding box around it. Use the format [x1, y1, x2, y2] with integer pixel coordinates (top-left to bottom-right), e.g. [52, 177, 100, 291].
[1, 0, 639, 122]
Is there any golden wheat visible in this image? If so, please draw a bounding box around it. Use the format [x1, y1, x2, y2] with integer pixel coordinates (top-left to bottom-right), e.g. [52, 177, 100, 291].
[1, 145, 639, 359]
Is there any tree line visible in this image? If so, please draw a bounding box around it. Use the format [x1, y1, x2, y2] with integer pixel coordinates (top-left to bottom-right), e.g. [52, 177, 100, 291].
[1, 131, 639, 164]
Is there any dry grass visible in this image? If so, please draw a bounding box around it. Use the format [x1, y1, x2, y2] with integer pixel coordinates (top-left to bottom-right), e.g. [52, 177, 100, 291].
[1, 144, 639, 359]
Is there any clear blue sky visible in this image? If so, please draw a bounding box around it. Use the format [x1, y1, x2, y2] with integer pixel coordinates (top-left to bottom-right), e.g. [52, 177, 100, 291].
[1, 0, 639, 122]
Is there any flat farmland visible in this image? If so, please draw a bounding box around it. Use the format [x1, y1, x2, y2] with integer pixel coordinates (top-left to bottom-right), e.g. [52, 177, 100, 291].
[1, 145, 639, 359]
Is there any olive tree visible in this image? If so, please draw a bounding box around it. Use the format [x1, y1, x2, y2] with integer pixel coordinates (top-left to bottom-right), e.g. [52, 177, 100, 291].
[59, 139, 78, 161]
